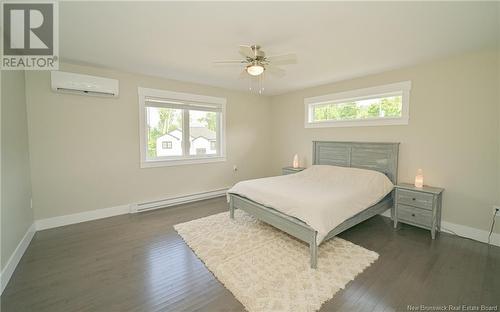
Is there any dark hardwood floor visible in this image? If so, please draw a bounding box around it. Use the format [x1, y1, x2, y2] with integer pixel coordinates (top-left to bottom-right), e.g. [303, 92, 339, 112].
[1, 197, 499, 312]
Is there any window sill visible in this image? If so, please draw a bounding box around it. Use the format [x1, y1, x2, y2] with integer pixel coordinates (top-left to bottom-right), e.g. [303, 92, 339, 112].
[140, 156, 227, 168]
[305, 117, 409, 128]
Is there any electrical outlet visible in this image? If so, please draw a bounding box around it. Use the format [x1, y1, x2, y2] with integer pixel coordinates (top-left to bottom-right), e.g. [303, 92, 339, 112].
[493, 206, 500, 217]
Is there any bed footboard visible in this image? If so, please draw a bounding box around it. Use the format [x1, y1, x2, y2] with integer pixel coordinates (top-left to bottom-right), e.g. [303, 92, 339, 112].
[229, 194, 318, 269]
[229, 193, 393, 269]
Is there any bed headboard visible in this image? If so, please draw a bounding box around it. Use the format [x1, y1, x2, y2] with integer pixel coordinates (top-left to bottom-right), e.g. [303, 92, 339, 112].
[312, 141, 399, 184]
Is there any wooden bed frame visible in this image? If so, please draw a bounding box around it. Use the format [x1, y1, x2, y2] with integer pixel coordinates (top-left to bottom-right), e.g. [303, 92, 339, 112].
[228, 141, 399, 269]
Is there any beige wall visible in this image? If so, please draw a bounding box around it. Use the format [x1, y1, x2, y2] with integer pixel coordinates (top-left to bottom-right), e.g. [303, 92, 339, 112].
[21, 48, 500, 236]
[25, 63, 272, 220]
[497, 6, 500, 206]
[498, 47, 500, 205]
[270, 49, 499, 233]
[1, 71, 34, 269]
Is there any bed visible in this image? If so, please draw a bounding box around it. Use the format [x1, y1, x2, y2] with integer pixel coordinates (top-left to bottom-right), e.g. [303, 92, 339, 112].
[227, 141, 399, 269]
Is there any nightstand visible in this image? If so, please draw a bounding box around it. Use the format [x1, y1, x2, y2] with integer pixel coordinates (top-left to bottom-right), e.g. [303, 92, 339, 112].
[394, 183, 444, 239]
[282, 167, 305, 175]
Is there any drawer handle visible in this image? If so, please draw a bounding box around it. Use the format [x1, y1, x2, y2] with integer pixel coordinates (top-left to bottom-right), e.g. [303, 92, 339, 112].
[411, 213, 415, 217]
[412, 198, 416, 201]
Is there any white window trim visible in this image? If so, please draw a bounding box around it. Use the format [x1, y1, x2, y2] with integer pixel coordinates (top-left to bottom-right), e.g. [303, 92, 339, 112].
[138, 87, 227, 168]
[304, 81, 411, 128]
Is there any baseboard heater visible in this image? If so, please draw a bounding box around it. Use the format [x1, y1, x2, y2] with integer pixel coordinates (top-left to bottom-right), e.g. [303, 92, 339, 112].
[130, 188, 228, 213]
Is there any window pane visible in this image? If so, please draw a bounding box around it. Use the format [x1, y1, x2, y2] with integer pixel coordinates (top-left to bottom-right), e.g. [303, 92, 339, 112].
[189, 110, 218, 156]
[146, 107, 183, 158]
[312, 95, 402, 122]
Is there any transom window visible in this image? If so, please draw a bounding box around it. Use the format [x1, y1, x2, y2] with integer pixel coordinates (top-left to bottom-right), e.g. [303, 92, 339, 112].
[305, 81, 411, 128]
[139, 87, 226, 167]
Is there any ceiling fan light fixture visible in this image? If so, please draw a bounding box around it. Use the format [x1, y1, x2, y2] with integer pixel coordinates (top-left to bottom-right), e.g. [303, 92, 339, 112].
[246, 64, 264, 76]
[214, 44, 296, 94]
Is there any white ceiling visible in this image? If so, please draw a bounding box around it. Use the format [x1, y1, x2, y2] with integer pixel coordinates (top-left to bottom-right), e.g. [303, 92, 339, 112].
[60, 2, 499, 95]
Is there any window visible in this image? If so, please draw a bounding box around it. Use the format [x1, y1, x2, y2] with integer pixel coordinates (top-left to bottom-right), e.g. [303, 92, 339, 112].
[162, 141, 172, 149]
[139, 87, 226, 167]
[305, 81, 411, 128]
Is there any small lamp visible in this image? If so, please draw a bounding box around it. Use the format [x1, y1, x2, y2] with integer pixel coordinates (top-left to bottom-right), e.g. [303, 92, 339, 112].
[292, 154, 299, 169]
[414, 169, 424, 188]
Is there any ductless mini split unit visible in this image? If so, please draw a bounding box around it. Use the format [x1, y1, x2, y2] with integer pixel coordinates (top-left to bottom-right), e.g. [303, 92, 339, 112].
[51, 71, 119, 97]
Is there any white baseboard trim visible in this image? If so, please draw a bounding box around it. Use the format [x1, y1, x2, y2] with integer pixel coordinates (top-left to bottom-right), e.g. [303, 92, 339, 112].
[379, 210, 500, 247]
[35, 204, 130, 231]
[35, 188, 228, 231]
[130, 188, 228, 213]
[441, 220, 500, 247]
[1, 223, 36, 294]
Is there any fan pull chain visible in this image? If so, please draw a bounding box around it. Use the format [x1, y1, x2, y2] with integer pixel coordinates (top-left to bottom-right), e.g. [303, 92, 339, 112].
[248, 74, 265, 95]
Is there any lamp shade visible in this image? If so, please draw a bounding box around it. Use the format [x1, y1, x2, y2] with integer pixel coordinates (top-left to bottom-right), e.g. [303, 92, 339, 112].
[292, 154, 299, 168]
[414, 169, 424, 188]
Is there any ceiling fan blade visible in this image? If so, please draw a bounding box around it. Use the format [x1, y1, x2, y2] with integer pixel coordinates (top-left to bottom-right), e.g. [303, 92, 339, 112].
[213, 60, 247, 68]
[213, 60, 245, 64]
[239, 45, 255, 58]
[266, 65, 286, 77]
[266, 53, 297, 65]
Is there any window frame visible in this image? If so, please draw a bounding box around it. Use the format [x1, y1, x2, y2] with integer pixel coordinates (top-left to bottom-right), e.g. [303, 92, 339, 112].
[304, 81, 411, 128]
[138, 87, 226, 168]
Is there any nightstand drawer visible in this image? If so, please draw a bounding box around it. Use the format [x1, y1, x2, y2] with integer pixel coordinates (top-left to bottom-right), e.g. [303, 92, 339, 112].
[397, 189, 433, 210]
[397, 204, 432, 227]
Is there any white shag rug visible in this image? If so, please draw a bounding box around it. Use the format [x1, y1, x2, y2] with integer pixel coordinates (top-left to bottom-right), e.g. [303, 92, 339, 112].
[174, 210, 379, 312]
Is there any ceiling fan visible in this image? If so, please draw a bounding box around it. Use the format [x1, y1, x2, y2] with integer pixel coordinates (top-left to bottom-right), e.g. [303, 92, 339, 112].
[213, 45, 297, 93]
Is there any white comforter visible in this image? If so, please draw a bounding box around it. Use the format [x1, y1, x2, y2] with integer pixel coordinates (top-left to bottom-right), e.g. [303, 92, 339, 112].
[228, 165, 394, 244]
